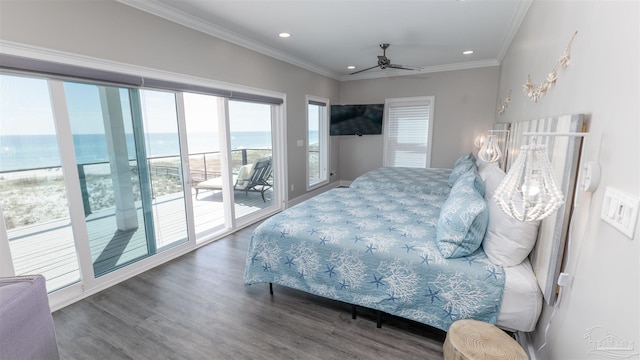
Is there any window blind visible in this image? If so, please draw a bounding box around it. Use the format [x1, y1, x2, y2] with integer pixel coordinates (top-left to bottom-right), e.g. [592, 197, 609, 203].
[0, 54, 283, 104]
[308, 99, 327, 107]
[384, 102, 431, 168]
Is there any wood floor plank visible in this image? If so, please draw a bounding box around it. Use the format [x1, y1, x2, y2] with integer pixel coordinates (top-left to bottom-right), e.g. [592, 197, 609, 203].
[53, 223, 445, 359]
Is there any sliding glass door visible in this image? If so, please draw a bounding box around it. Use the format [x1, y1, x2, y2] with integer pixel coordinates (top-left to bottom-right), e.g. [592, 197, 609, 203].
[0, 66, 284, 297]
[0, 74, 81, 291]
[183, 93, 227, 239]
[64, 82, 150, 276]
[228, 100, 275, 221]
[139, 90, 188, 251]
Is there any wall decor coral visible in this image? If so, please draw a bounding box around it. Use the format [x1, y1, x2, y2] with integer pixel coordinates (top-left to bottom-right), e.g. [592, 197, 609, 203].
[523, 31, 578, 102]
[497, 90, 511, 115]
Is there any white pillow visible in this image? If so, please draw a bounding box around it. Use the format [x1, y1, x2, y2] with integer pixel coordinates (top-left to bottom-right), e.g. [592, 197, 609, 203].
[475, 158, 495, 174]
[483, 198, 540, 266]
[481, 166, 541, 266]
[479, 162, 504, 199]
[235, 164, 255, 189]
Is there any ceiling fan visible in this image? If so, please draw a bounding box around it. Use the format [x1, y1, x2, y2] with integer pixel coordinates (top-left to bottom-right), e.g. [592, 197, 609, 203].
[350, 43, 423, 75]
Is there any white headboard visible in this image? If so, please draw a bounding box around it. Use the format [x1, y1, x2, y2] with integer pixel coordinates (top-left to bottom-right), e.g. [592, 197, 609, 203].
[503, 114, 585, 305]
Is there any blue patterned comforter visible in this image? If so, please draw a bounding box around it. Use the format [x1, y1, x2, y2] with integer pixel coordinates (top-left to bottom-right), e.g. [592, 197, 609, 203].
[244, 187, 505, 331]
[350, 167, 452, 195]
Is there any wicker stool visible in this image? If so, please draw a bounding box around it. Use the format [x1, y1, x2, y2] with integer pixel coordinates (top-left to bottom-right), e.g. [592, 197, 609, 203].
[443, 319, 527, 360]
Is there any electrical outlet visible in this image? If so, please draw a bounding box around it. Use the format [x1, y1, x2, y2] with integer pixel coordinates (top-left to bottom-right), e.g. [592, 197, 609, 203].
[290, 184, 295, 192]
[601, 186, 639, 239]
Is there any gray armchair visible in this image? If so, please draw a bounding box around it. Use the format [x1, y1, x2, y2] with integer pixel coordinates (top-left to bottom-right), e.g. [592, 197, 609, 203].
[0, 275, 60, 359]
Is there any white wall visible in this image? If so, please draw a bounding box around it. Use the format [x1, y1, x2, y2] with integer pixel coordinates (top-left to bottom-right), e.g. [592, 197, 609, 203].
[338, 67, 499, 180]
[0, 0, 341, 201]
[498, 1, 639, 359]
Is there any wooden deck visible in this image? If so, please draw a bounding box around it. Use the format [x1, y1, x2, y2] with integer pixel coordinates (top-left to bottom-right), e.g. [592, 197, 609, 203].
[7, 188, 273, 292]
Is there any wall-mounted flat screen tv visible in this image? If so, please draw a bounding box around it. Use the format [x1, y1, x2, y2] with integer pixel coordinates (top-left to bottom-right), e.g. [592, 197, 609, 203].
[330, 104, 384, 136]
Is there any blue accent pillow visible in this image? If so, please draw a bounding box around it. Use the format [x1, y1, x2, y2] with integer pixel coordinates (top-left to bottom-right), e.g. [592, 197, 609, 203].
[448, 158, 475, 186]
[453, 153, 475, 168]
[436, 182, 489, 258]
[453, 167, 485, 197]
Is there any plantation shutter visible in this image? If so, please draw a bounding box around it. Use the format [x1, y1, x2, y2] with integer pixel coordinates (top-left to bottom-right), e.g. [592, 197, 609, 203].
[383, 97, 434, 168]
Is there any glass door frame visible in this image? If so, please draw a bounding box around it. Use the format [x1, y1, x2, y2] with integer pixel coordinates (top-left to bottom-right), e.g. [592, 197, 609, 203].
[49, 79, 96, 293]
[228, 100, 285, 230]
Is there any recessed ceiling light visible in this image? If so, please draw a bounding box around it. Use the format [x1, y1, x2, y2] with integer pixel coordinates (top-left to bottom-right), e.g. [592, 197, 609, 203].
[463, 50, 474, 55]
[347, 65, 355, 70]
[278, 32, 291, 38]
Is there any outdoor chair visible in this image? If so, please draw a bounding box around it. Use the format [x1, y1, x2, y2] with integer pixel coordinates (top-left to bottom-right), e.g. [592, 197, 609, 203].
[237, 157, 272, 202]
[194, 157, 272, 202]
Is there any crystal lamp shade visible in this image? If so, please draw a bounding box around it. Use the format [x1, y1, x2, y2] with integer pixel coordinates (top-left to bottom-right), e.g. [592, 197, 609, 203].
[478, 134, 502, 163]
[493, 143, 565, 222]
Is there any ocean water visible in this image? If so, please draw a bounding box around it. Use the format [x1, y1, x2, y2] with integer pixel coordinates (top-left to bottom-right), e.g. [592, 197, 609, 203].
[0, 131, 292, 172]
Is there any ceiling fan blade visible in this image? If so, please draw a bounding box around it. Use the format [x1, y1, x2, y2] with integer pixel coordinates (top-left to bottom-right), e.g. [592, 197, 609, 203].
[350, 43, 421, 75]
[349, 64, 381, 75]
[388, 64, 423, 71]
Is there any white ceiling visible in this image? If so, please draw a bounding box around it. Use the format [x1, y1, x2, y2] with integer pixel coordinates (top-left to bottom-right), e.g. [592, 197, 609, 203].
[119, 0, 531, 81]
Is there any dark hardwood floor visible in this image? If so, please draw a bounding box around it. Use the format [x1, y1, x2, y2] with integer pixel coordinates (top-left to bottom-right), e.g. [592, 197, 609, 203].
[53, 223, 445, 359]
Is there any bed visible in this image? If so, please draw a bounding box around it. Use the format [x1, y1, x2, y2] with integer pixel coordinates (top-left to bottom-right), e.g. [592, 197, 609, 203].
[349, 166, 452, 195]
[244, 154, 543, 332]
[349, 153, 478, 195]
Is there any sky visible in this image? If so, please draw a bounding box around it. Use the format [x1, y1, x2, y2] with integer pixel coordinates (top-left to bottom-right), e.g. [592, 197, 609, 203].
[0, 74, 56, 136]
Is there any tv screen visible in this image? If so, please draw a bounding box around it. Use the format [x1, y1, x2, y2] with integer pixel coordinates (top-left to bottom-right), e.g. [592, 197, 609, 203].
[330, 104, 384, 136]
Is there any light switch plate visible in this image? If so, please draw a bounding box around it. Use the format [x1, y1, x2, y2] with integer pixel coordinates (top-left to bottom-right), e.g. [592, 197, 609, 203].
[601, 186, 639, 239]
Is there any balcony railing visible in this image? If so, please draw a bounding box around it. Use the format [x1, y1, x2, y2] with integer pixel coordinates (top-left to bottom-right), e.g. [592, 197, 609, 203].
[0, 148, 273, 231]
[188, 148, 272, 183]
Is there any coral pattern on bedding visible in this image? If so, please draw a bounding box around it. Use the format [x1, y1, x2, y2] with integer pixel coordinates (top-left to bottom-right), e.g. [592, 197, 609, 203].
[244, 187, 505, 331]
[349, 167, 452, 195]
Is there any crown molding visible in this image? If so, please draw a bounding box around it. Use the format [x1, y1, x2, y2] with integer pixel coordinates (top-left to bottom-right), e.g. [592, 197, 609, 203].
[116, 0, 340, 80]
[496, 0, 532, 63]
[117, 0, 524, 82]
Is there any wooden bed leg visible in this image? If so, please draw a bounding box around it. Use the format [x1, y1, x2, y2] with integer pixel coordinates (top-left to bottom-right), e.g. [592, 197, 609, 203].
[352, 305, 357, 320]
[269, 282, 273, 295]
[376, 311, 382, 328]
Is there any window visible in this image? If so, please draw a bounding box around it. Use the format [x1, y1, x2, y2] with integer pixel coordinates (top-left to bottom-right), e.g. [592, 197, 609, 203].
[306, 96, 329, 189]
[383, 96, 434, 168]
